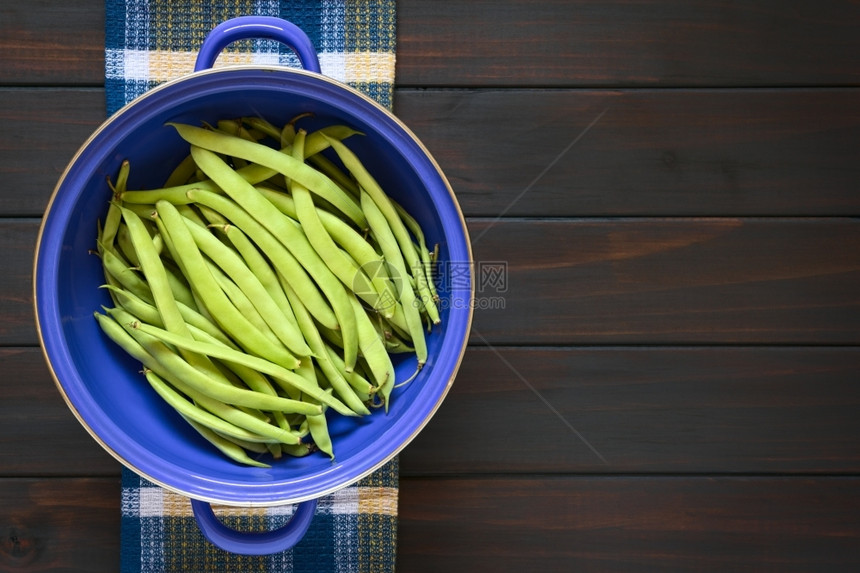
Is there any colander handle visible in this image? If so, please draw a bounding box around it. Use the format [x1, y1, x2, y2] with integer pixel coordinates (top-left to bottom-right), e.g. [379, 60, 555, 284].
[191, 497, 318, 555]
[195, 16, 322, 73]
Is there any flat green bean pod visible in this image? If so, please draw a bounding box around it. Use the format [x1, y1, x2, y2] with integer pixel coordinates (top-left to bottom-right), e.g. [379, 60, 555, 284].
[131, 320, 357, 418]
[95, 312, 292, 446]
[324, 135, 440, 325]
[169, 123, 366, 228]
[182, 215, 311, 357]
[154, 200, 302, 370]
[180, 414, 272, 468]
[288, 130, 391, 317]
[187, 146, 358, 372]
[361, 188, 428, 366]
[186, 188, 339, 332]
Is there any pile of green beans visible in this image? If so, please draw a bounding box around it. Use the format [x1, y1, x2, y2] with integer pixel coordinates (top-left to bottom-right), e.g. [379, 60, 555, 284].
[93, 115, 440, 467]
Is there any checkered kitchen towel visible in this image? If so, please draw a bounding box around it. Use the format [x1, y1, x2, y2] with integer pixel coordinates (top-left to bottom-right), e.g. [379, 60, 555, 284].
[106, 2, 398, 571]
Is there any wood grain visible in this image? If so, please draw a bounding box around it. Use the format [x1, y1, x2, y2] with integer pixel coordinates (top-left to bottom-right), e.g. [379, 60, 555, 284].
[398, 476, 860, 572]
[0, 349, 118, 477]
[400, 346, 860, 474]
[5, 1, 860, 88]
[0, 1, 103, 85]
[0, 89, 105, 216]
[1, 478, 119, 573]
[0, 221, 38, 346]
[395, 88, 860, 216]
[469, 218, 860, 344]
[397, 0, 860, 87]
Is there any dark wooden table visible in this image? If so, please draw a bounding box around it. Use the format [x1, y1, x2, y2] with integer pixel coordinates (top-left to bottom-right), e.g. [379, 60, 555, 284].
[4, 1, 860, 571]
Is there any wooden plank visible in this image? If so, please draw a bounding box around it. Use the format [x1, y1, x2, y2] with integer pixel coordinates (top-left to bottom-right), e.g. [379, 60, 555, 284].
[0, 349, 119, 476]
[0, 220, 38, 345]
[12, 218, 860, 346]
[467, 218, 860, 345]
[3, 476, 858, 571]
[397, 0, 860, 87]
[398, 476, 860, 572]
[1, 478, 119, 572]
[0, 1, 104, 85]
[401, 347, 860, 474]
[6, 87, 860, 218]
[394, 88, 860, 216]
[0, 89, 105, 216]
[8, 346, 860, 476]
[5, 1, 860, 88]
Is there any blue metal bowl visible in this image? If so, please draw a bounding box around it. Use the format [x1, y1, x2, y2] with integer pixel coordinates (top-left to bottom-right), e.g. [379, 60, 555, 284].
[33, 17, 472, 555]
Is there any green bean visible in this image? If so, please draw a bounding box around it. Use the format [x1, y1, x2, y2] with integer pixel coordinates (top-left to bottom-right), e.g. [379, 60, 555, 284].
[99, 160, 129, 254]
[118, 319, 319, 418]
[186, 146, 358, 371]
[161, 258, 198, 311]
[173, 421, 269, 469]
[266, 442, 283, 459]
[98, 312, 305, 459]
[256, 185, 398, 318]
[169, 123, 366, 228]
[178, 381, 302, 444]
[185, 324, 284, 398]
[307, 152, 359, 197]
[95, 312, 286, 445]
[182, 215, 312, 357]
[348, 295, 395, 408]
[280, 442, 313, 457]
[121, 179, 221, 205]
[360, 188, 428, 366]
[182, 387, 302, 445]
[241, 116, 282, 141]
[163, 153, 197, 187]
[288, 130, 391, 319]
[209, 428, 271, 454]
[255, 185, 383, 264]
[99, 246, 154, 303]
[393, 199, 440, 303]
[118, 201, 159, 219]
[131, 209, 201, 311]
[383, 331, 415, 354]
[323, 343, 374, 397]
[102, 284, 231, 349]
[206, 216, 301, 335]
[186, 189, 339, 332]
[278, 274, 370, 416]
[129, 319, 356, 417]
[206, 262, 285, 348]
[304, 125, 362, 155]
[324, 135, 440, 324]
[306, 412, 333, 460]
[114, 222, 140, 267]
[216, 119, 260, 169]
[154, 200, 301, 370]
[172, 407, 269, 467]
[121, 206, 242, 387]
[104, 237, 215, 341]
[184, 324, 293, 436]
[176, 203, 208, 229]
